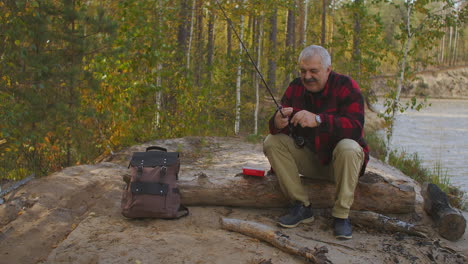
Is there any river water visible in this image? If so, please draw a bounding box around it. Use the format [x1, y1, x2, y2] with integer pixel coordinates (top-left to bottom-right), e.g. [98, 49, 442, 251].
[376, 98, 468, 193]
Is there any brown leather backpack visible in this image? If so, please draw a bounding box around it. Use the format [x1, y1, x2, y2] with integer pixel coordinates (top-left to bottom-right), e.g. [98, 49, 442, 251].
[121, 146, 189, 219]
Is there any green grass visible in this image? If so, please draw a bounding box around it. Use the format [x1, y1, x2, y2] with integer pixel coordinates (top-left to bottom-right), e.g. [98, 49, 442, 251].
[365, 129, 466, 210]
[245, 133, 265, 144]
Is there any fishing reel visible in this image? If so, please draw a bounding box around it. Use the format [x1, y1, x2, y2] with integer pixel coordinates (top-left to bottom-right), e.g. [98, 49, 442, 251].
[293, 135, 306, 148]
[289, 122, 306, 148]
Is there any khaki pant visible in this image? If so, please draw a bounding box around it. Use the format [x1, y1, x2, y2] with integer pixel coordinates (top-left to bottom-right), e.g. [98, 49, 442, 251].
[263, 134, 364, 219]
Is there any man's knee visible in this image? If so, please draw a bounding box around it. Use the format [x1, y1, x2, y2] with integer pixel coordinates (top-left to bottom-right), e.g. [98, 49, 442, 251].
[263, 134, 289, 154]
[333, 139, 363, 158]
[333, 138, 364, 162]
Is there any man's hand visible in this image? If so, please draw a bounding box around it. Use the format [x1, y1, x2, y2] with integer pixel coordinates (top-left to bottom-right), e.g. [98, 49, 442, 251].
[274, 107, 293, 129]
[290, 110, 319, 128]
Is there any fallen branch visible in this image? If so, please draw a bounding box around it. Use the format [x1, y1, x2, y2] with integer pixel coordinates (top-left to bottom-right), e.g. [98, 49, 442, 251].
[0, 175, 35, 205]
[220, 217, 332, 264]
[349, 210, 428, 238]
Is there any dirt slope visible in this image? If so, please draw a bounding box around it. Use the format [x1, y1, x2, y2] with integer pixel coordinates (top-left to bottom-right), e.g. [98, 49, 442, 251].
[372, 66, 468, 99]
[0, 137, 467, 264]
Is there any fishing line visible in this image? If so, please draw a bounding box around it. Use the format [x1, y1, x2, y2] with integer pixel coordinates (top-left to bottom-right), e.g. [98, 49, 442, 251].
[215, 0, 306, 147]
[214, 0, 284, 116]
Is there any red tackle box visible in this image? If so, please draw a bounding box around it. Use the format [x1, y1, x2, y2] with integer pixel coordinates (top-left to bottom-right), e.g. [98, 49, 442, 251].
[242, 167, 265, 177]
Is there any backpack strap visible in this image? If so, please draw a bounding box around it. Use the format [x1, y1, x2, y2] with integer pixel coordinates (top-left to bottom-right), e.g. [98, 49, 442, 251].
[146, 146, 167, 152]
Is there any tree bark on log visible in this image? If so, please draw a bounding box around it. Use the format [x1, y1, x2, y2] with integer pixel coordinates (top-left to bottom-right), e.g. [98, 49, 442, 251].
[179, 170, 415, 214]
[422, 183, 466, 241]
[220, 217, 332, 264]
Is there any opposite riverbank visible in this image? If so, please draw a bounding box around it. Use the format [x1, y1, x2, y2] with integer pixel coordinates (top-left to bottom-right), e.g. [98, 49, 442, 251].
[371, 66, 468, 99]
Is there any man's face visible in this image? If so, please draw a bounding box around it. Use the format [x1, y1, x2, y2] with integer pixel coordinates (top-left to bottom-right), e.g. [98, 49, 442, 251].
[299, 55, 331, 93]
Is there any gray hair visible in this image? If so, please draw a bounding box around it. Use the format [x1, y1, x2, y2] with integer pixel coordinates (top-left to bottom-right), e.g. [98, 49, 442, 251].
[298, 45, 331, 69]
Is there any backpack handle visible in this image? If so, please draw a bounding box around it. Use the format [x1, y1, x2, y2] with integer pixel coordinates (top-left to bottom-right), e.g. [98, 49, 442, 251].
[146, 146, 167, 152]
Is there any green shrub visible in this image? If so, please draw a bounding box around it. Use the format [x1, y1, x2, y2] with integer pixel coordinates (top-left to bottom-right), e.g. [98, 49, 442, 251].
[365, 129, 466, 210]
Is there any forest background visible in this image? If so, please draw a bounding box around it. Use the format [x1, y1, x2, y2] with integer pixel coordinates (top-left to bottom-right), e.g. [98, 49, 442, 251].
[0, 0, 466, 180]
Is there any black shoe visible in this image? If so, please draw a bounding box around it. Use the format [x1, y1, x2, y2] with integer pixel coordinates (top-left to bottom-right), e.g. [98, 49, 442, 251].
[278, 202, 314, 228]
[334, 217, 352, 240]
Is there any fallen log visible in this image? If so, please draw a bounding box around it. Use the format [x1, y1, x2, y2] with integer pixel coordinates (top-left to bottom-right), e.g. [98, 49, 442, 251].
[220, 217, 332, 264]
[422, 183, 466, 241]
[179, 169, 415, 214]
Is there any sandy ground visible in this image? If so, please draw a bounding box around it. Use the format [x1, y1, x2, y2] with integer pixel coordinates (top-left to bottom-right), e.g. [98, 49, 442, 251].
[0, 136, 467, 264]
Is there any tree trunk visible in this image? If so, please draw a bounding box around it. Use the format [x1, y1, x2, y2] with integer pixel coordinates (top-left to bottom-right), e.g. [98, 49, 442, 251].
[186, 0, 196, 69]
[286, 9, 296, 50]
[451, 25, 458, 66]
[303, 0, 310, 46]
[179, 169, 416, 214]
[254, 14, 263, 135]
[195, 0, 204, 85]
[352, 0, 362, 81]
[267, 8, 277, 93]
[207, 7, 215, 81]
[285, 6, 296, 88]
[328, 0, 335, 54]
[321, 0, 327, 46]
[448, 26, 453, 66]
[153, 0, 163, 131]
[154, 64, 162, 130]
[422, 183, 466, 241]
[177, 0, 190, 59]
[234, 0, 246, 135]
[385, 4, 412, 164]
[251, 16, 257, 90]
[227, 19, 232, 58]
[221, 217, 332, 263]
[439, 31, 445, 64]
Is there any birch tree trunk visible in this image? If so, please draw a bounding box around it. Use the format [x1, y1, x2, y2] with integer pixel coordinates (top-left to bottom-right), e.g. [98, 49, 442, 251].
[234, 0, 246, 135]
[154, 64, 162, 130]
[186, 0, 196, 69]
[451, 25, 458, 66]
[439, 31, 445, 64]
[254, 13, 264, 135]
[448, 26, 453, 66]
[385, 4, 413, 163]
[153, 0, 163, 131]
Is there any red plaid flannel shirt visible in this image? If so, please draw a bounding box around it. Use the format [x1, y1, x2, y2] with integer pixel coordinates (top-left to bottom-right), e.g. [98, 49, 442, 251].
[269, 71, 369, 176]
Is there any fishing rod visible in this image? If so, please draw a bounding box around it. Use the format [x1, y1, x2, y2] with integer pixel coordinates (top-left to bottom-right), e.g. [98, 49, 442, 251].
[214, 0, 284, 117]
[215, 0, 306, 147]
